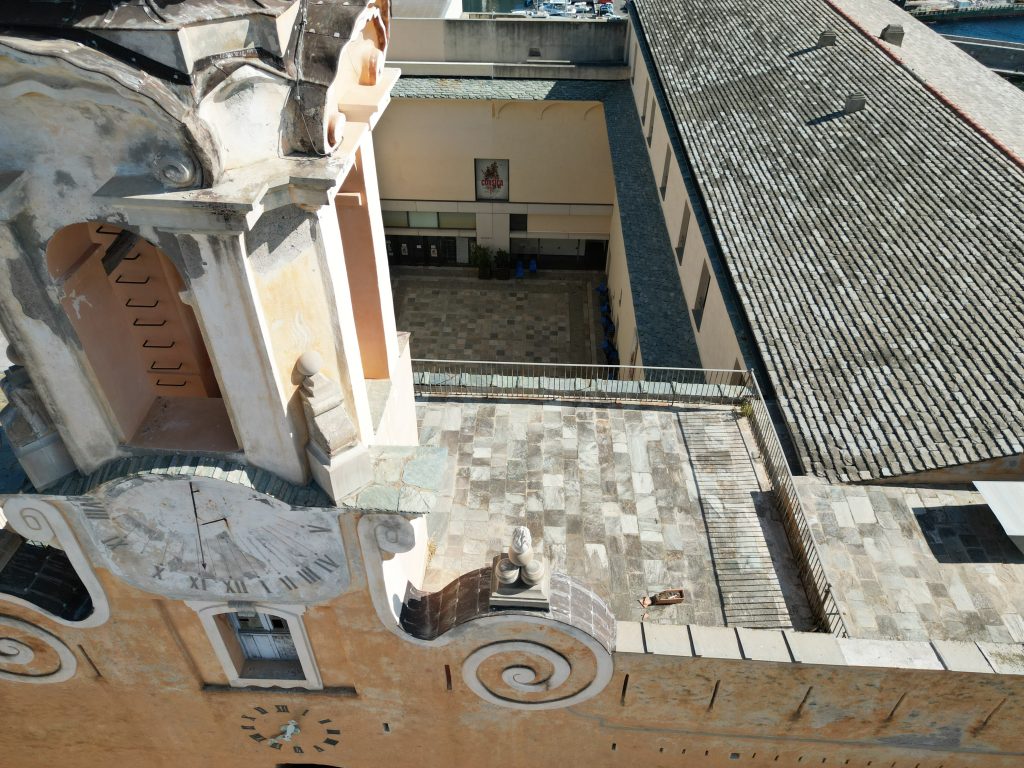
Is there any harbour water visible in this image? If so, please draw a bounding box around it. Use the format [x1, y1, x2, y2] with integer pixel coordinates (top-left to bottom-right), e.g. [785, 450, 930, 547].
[928, 17, 1024, 43]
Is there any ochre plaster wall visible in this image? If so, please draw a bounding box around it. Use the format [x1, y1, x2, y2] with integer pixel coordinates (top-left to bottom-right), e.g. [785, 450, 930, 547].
[374, 99, 615, 206]
[3, 551, 1023, 768]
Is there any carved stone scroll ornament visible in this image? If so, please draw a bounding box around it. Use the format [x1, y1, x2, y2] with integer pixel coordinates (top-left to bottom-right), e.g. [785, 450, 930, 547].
[374, 516, 416, 556]
[0, 615, 78, 684]
[461, 615, 613, 711]
[297, 351, 372, 503]
[297, 351, 359, 458]
[1, 499, 110, 628]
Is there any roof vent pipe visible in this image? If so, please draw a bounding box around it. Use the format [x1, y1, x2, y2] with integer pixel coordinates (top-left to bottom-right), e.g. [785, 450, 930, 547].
[817, 30, 837, 47]
[880, 24, 905, 46]
[843, 93, 867, 114]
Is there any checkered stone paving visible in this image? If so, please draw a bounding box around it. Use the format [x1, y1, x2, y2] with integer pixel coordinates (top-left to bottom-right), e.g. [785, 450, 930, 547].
[417, 399, 816, 630]
[392, 269, 603, 364]
[799, 477, 1024, 642]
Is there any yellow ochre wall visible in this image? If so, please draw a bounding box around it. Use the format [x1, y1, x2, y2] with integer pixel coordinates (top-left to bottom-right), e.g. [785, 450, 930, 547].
[3, 509, 1023, 768]
[374, 99, 615, 205]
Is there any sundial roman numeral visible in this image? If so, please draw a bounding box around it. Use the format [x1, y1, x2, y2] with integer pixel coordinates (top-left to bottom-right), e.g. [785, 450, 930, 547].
[306, 524, 331, 534]
[249, 734, 266, 743]
[314, 555, 339, 573]
[296, 566, 321, 584]
[102, 535, 127, 549]
[80, 502, 109, 520]
[224, 579, 247, 594]
[275, 704, 289, 713]
[279, 575, 298, 590]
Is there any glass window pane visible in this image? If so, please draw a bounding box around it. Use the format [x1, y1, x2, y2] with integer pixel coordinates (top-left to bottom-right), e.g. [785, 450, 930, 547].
[438, 212, 476, 229]
[509, 214, 528, 231]
[381, 210, 408, 228]
[407, 212, 439, 228]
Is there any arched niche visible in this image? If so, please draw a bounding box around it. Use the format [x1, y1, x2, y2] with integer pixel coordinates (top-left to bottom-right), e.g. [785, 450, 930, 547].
[46, 222, 239, 452]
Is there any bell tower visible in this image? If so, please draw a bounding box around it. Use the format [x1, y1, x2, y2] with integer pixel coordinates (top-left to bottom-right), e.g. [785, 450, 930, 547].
[0, 0, 415, 499]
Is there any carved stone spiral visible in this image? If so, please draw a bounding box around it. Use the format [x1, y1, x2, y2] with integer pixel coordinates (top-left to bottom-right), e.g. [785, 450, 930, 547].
[461, 619, 613, 710]
[0, 616, 78, 684]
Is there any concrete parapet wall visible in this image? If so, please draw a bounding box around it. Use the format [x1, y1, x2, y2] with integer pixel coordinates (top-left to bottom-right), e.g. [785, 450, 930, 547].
[390, 17, 628, 65]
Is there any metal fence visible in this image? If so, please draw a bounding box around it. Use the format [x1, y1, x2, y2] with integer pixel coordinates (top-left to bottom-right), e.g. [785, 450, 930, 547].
[412, 358, 848, 636]
[412, 359, 750, 405]
[742, 375, 849, 636]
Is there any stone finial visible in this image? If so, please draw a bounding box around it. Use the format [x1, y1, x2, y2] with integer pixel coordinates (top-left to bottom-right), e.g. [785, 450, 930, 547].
[491, 526, 549, 608]
[297, 351, 372, 503]
[509, 525, 533, 565]
[297, 350, 323, 378]
[297, 351, 357, 458]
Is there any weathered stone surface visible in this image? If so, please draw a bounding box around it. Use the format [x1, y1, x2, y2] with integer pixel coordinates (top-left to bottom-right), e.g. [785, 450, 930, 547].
[737, 627, 792, 663]
[644, 623, 692, 656]
[690, 625, 741, 659]
[838, 638, 943, 670]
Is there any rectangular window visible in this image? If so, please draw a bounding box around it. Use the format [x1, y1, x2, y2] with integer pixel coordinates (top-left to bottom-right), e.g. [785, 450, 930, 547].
[630, 41, 637, 84]
[407, 211, 439, 229]
[676, 204, 691, 266]
[437, 212, 476, 230]
[381, 210, 408, 228]
[660, 146, 671, 199]
[641, 81, 650, 125]
[646, 109, 655, 147]
[693, 262, 712, 331]
[509, 214, 529, 231]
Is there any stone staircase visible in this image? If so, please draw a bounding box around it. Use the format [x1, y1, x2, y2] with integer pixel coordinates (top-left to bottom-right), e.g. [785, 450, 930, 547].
[679, 410, 794, 630]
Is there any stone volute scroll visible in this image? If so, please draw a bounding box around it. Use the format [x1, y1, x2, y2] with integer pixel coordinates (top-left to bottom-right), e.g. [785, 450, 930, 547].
[297, 351, 372, 503]
[491, 526, 550, 609]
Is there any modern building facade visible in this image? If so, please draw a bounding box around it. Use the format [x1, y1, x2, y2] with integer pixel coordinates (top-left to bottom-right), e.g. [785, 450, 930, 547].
[0, 2, 1022, 768]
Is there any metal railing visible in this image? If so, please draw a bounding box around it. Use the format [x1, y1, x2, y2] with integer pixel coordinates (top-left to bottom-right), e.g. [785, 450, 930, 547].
[412, 358, 848, 636]
[742, 375, 849, 637]
[412, 359, 751, 405]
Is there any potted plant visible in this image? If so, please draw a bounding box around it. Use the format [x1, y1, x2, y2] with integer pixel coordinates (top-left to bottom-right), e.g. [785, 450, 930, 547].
[494, 248, 511, 280]
[470, 243, 493, 279]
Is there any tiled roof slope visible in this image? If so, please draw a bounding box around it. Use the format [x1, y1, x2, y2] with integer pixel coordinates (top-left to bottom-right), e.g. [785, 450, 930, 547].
[632, 0, 1024, 481]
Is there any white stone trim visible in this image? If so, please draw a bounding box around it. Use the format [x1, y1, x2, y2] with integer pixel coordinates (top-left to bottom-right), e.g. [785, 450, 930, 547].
[0, 615, 78, 684]
[0, 498, 110, 628]
[187, 600, 323, 690]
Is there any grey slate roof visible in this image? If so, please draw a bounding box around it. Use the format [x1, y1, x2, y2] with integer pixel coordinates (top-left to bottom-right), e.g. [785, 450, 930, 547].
[391, 77, 701, 368]
[632, 0, 1024, 481]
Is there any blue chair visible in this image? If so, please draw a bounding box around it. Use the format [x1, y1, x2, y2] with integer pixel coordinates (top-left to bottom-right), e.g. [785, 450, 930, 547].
[528, 258, 538, 275]
[514, 260, 525, 279]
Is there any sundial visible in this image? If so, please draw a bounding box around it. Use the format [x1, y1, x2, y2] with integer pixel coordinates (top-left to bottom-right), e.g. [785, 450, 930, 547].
[70, 475, 348, 602]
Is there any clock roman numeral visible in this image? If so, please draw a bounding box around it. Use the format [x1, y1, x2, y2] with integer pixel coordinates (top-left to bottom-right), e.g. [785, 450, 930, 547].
[254, 707, 268, 715]
[314, 745, 325, 753]
[326, 729, 341, 735]
[240, 726, 256, 731]
[318, 719, 332, 724]
[275, 705, 289, 713]
[269, 742, 283, 750]
[293, 746, 304, 755]
[323, 738, 339, 747]
[249, 734, 266, 743]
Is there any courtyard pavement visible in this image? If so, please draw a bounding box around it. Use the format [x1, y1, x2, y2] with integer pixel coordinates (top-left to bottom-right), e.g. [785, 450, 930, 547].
[799, 478, 1024, 643]
[417, 399, 816, 630]
[392, 267, 604, 364]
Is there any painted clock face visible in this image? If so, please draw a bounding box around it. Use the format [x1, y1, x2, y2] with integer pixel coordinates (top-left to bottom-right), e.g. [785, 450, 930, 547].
[240, 703, 341, 755]
[72, 476, 349, 601]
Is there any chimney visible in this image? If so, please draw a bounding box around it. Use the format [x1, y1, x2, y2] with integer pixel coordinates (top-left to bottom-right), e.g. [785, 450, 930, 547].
[817, 30, 838, 47]
[880, 24, 905, 46]
[843, 93, 867, 114]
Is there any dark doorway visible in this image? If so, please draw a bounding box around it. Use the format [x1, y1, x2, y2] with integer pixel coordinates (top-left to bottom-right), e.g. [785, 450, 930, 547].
[386, 235, 458, 266]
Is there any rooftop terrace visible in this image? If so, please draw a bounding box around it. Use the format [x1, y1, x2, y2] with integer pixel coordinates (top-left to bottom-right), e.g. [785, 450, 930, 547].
[411, 362, 1024, 645]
